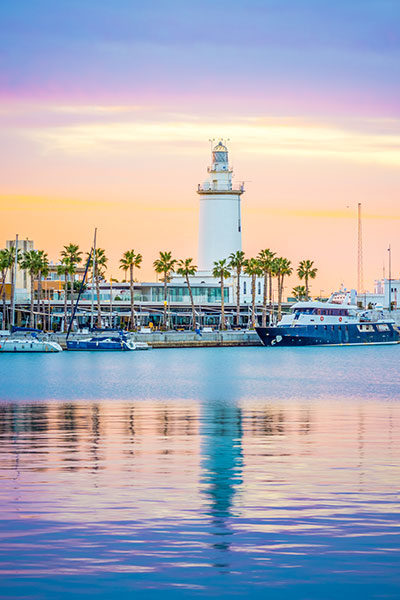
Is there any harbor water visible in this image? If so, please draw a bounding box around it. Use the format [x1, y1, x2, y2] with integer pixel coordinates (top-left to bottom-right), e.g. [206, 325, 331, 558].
[1, 347, 399, 599]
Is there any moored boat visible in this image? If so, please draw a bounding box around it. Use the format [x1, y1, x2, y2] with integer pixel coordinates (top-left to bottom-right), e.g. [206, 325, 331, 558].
[66, 331, 136, 351]
[0, 328, 63, 353]
[256, 292, 400, 347]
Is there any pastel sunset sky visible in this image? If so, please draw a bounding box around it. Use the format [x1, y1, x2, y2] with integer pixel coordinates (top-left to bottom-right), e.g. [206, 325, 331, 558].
[1, 0, 399, 294]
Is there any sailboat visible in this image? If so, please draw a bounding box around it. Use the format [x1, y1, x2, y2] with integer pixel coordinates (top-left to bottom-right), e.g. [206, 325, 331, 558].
[0, 235, 63, 353]
[65, 229, 143, 351]
[0, 327, 63, 353]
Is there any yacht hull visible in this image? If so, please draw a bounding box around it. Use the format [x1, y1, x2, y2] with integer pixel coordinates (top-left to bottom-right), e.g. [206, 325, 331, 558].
[0, 340, 62, 352]
[66, 339, 132, 351]
[255, 323, 400, 347]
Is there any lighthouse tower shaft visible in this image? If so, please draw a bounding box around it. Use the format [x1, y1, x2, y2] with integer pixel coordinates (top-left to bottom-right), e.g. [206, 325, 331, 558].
[197, 142, 244, 271]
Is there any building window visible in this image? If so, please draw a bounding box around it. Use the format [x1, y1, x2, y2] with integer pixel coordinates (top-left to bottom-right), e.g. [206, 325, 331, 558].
[258, 281, 261, 295]
[243, 281, 247, 295]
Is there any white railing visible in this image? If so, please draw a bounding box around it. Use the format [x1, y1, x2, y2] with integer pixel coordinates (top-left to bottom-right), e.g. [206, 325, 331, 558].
[198, 182, 244, 192]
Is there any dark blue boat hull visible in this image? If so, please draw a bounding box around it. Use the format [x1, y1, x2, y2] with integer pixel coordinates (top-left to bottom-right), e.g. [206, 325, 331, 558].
[255, 323, 400, 347]
[66, 339, 129, 351]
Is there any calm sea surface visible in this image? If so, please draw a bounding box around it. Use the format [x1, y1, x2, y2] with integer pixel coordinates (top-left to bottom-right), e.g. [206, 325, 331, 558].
[0, 346, 399, 599]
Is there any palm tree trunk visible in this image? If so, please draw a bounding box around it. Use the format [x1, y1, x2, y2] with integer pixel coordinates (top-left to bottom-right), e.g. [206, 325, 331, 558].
[96, 271, 102, 328]
[251, 273, 256, 328]
[37, 272, 42, 329]
[277, 274, 283, 322]
[130, 264, 134, 329]
[163, 275, 168, 328]
[30, 273, 35, 328]
[1, 271, 6, 329]
[63, 279, 68, 332]
[9, 262, 15, 328]
[236, 268, 241, 327]
[43, 287, 47, 331]
[262, 270, 268, 327]
[305, 274, 309, 299]
[185, 273, 196, 330]
[70, 274, 75, 330]
[269, 270, 273, 317]
[220, 278, 225, 330]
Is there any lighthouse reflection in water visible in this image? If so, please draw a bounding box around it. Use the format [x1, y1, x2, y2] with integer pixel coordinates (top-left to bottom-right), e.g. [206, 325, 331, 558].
[0, 347, 400, 599]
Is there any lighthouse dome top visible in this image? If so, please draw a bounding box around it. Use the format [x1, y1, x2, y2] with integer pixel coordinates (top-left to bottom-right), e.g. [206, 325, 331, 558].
[212, 141, 229, 166]
[213, 141, 228, 152]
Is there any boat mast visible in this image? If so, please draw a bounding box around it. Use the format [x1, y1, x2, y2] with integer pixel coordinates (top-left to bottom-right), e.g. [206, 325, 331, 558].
[11, 234, 18, 329]
[90, 228, 97, 330]
[66, 247, 93, 339]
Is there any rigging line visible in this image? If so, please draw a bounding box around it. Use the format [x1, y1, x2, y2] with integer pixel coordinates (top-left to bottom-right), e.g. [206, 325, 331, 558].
[66, 248, 93, 340]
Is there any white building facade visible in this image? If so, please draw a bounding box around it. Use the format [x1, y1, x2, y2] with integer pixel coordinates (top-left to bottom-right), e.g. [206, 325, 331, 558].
[374, 278, 400, 309]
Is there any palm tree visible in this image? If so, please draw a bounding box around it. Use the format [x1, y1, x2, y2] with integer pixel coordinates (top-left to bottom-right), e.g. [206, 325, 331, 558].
[272, 257, 293, 322]
[119, 250, 143, 329]
[212, 259, 231, 330]
[257, 248, 276, 327]
[177, 258, 198, 330]
[244, 258, 262, 329]
[292, 285, 307, 301]
[19, 250, 42, 328]
[88, 248, 108, 328]
[61, 244, 82, 320]
[297, 260, 318, 299]
[228, 250, 246, 327]
[153, 251, 176, 327]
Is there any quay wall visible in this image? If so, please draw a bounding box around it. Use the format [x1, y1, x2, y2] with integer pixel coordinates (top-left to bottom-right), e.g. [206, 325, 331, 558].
[52, 331, 263, 349]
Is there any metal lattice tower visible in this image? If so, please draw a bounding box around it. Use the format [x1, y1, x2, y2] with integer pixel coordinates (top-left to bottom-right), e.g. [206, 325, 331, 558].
[357, 203, 364, 293]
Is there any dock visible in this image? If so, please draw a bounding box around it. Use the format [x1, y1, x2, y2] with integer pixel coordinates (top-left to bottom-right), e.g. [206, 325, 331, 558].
[52, 331, 263, 349]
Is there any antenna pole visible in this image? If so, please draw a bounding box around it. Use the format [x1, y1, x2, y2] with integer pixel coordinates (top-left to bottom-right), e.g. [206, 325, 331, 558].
[357, 203, 364, 300]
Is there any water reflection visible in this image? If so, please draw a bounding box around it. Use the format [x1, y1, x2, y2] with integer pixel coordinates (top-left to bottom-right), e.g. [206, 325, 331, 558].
[201, 404, 243, 569]
[0, 397, 399, 598]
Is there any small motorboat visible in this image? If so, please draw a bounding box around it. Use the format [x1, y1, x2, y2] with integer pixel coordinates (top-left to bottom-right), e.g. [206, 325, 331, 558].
[132, 341, 151, 351]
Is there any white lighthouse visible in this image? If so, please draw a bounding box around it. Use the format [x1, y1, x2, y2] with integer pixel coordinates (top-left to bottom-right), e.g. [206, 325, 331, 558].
[197, 141, 244, 271]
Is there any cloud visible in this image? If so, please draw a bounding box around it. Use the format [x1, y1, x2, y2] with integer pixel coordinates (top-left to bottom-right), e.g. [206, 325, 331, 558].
[11, 106, 399, 167]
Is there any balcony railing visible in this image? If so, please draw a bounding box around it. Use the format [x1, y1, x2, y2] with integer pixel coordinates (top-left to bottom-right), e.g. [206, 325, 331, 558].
[197, 182, 244, 193]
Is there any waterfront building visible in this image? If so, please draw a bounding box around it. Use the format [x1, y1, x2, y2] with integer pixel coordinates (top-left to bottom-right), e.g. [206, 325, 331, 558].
[374, 278, 400, 309]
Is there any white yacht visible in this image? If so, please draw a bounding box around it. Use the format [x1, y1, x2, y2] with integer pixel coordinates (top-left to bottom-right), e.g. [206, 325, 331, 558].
[256, 291, 400, 347]
[0, 328, 63, 353]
